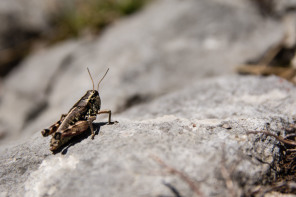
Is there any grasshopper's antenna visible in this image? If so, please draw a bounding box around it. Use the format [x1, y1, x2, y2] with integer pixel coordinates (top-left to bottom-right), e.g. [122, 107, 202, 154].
[87, 67, 95, 91]
[97, 68, 109, 91]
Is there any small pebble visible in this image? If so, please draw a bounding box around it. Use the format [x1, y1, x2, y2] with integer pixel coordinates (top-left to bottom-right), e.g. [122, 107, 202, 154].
[222, 124, 231, 129]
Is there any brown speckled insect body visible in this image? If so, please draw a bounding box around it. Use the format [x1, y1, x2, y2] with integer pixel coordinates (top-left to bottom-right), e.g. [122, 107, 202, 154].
[41, 68, 112, 151]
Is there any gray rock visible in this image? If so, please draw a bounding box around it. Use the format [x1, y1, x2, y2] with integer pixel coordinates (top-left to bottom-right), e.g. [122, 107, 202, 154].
[0, 0, 55, 75]
[0, 40, 81, 140]
[0, 1, 294, 195]
[0, 0, 285, 141]
[0, 75, 295, 197]
[0, 0, 52, 31]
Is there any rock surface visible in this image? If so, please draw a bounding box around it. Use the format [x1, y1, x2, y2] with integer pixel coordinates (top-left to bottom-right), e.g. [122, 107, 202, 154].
[1, 75, 296, 197]
[0, 0, 56, 75]
[1, 0, 296, 196]
[0, 0, 285, 141]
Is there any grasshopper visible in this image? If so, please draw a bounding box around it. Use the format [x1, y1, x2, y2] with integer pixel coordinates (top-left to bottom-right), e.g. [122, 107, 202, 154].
[41, 68, 113, 151]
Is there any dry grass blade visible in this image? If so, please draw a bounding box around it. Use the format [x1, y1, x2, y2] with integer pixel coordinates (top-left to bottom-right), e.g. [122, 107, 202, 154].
[258, 181, 296, 196]
[150, 155, 205, 197]
[286, 149, 296, 152]
[220, 145, 237, 197]
[247, 130, 296, 146]
[220, 165, 236, 197]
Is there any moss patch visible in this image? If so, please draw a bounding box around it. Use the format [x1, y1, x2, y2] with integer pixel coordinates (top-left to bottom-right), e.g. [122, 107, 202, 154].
[50, 0, 150, 42]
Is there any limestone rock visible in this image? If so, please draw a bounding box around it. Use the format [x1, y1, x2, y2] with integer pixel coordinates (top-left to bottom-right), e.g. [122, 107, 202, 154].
[0, 0, 285, 141]
[0, 0, 55, 75]
[0, 75, 295, 197]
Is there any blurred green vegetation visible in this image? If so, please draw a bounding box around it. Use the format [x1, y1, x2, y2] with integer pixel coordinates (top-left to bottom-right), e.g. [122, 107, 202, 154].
[51, 0, 150, 42]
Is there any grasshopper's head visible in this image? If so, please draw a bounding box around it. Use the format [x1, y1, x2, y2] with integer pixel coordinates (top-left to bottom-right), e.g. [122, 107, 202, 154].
[87, 68, 109, 113]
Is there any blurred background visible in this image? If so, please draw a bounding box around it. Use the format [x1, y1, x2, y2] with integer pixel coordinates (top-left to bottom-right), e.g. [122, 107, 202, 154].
[0, 0, 295, 143]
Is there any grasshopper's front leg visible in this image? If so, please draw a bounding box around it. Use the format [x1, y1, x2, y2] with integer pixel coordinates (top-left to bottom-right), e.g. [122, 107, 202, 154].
[87, 110, 113, 139]
[41, 114, 67, 137]
[88, 116, 96, 139]
[86, 111, 113, 139]
[97, 109, 112, 124]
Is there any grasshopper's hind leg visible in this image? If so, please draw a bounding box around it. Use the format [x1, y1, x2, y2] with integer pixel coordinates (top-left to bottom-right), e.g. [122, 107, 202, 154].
[59, 120, 90, 138]
[57, 116, 97, 140]
[41, 114, 67, 137]
[50, 120, 90, 151]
